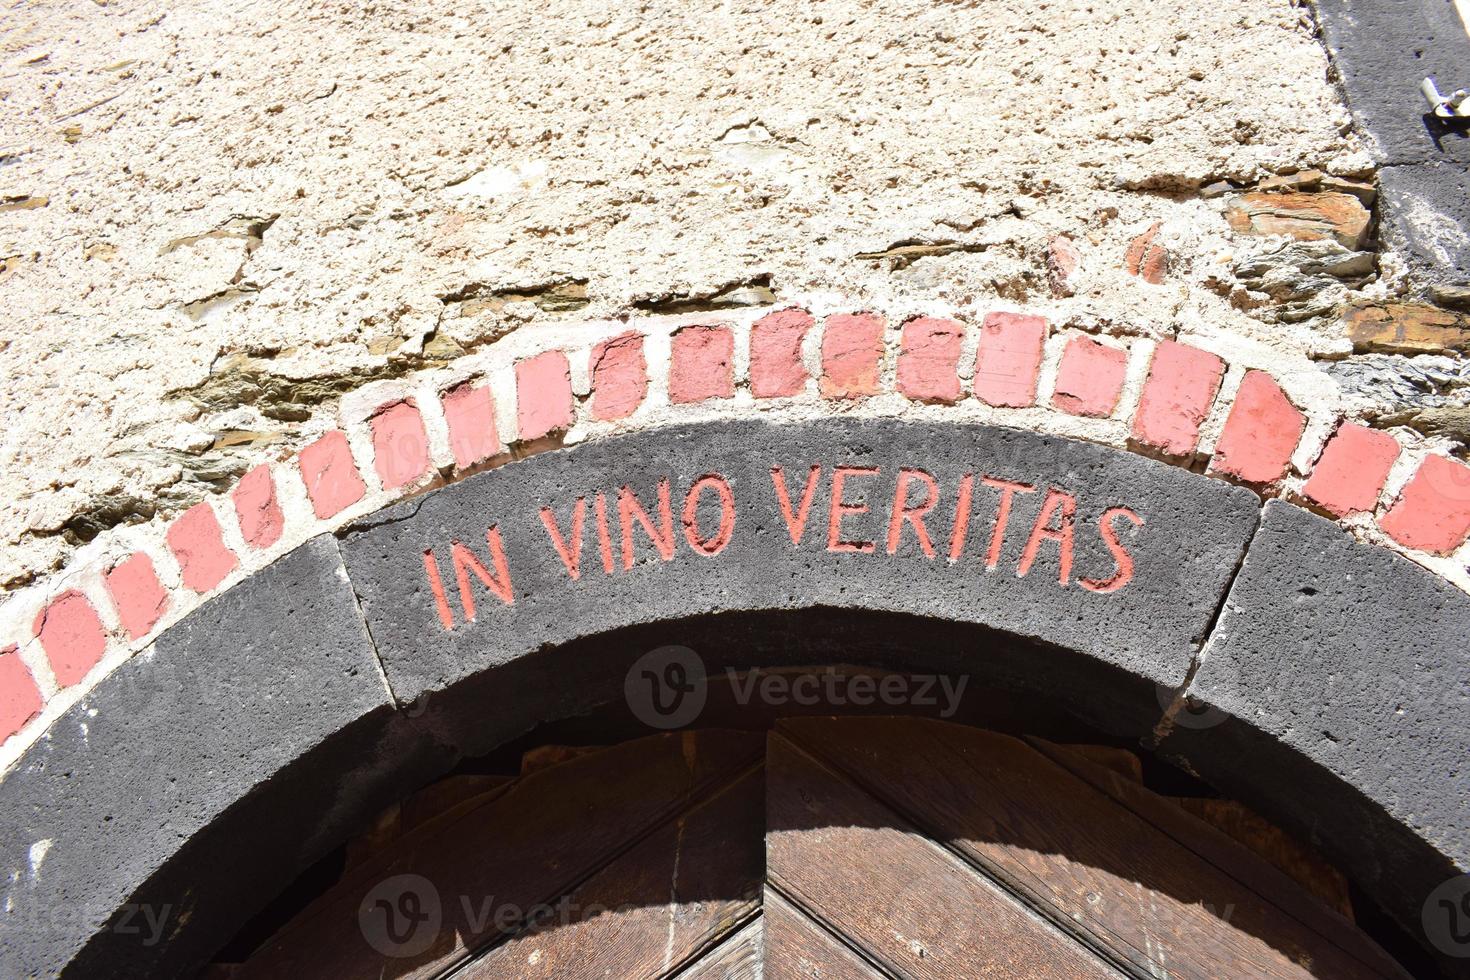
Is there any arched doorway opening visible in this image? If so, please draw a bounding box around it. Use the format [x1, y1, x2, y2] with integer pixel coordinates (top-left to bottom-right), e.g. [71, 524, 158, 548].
[209, 714, 1421, 978]
[201, 609, 1433, 978]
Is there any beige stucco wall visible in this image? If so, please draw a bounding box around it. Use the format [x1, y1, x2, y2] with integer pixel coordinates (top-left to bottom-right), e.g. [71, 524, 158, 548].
[0, 0, 1420, 602]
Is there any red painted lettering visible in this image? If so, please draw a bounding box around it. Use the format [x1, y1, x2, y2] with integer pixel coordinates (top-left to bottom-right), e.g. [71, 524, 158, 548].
[423, 549, 455, 630]
[1018, 488, 1077, 584]
[682, 474, 736, 556]
[981, 477, 1036, 569]
[886, 468, 939, 558]
[1081, 506, 1144, 593]
[827, 466, 880, 553]
[539, 499, 586, 580]
[594, 492, 615, 574]
[771, 465, 821, 546]
[948, 473, 974, 562]
[450, 527, 515, 621]
[618, 480, 675, 569]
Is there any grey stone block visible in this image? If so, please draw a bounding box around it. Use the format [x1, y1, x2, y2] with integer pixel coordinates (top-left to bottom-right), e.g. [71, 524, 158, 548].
[339, 419, 1261, 703]
[1162, 500, 1470, 966]
[0, 536, 405, 979]
[1379, 161, 1470, 287]
[1312, 0, 1470, 167]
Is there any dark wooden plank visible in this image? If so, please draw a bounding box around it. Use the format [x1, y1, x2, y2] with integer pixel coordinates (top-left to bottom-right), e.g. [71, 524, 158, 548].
[671, 911, 762, 979]
[1172, 796, 1352, 919]
[1028, 737, 1406, 978]
[767, 731, 1120, 980]
[346, 774, 515, 868]
[459, 765, 763, 979]
[763, 889, 889, 980]
[781, 717, 1407, 980]
[237, 729, 763, 980]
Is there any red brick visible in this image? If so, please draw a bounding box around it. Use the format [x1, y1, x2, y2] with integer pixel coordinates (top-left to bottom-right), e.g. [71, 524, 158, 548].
[232, 464, 283, 550]
[371, 400, 430, 490]
[820, 313, 885, 399]
[1125, 222, 1169, 284]
[1302, 424, 1401, 517]
[750, 309, 813, 398]
[1210, 371, 1305, 484]
[1047, 236, 1081, 298]
[441, 382, 500, 468]
[669, 325, 735, 403]
[0, 646, 42, 743]
[166, 502, 239, 594]
[974, 312, 1047, 408]
[1131, 341, 1225, 457]
[590, 331, 648, 420]
[299, 430, 366, 519]
[105, 553, 169, 641]
[1052, 336, 1128, 417]
[515, 350, 574, 440]
[1379, 455, 1470, 555]
[897, 316, 964, 404]
[33, 591, 107, 688]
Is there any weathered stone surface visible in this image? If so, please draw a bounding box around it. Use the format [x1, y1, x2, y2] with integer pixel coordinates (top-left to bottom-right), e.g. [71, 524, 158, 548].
[1318, 175, 1376, 207]
[1389, 404, 1470, 444]
[1343, 302, 1470, 355]
[1311, 0, 1470, 168]
[1327, 354, 1470, 418]
[1256, 169, 1322, 193]
[1430, 284, 1470, 311]
[1232, 239, 1374, 284]
[339, 420, 1261, 704]
[1161, 501, 1470, 956]
[1377, 162, 1470, 289]
[0, 536, 401, 979]
[1225, 191, 1371, 250]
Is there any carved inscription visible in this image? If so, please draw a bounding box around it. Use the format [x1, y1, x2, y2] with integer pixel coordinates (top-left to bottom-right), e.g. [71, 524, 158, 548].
[422, 463, 1144, 630]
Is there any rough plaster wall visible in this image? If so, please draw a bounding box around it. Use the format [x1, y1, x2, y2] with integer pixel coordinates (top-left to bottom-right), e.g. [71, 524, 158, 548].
[0, 0, 1367, 591]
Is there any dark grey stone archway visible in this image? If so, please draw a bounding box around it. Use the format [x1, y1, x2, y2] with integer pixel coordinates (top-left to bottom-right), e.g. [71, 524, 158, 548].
[0, 420, 1465, 977]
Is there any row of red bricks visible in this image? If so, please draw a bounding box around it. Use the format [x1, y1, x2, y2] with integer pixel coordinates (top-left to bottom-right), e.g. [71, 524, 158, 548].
[3, 308, 1469, 744]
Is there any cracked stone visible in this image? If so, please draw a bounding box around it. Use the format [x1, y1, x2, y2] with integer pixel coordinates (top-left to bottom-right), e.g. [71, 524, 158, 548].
[1342, 302, 1470, 356]
[1225, 191, 1371, 250]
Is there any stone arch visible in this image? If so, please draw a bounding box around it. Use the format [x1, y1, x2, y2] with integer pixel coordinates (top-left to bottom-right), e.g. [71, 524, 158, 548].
[0, 416, 1465, 977]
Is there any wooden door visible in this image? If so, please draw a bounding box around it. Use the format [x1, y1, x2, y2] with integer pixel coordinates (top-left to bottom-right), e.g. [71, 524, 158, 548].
[225, 719, 1413, 979]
